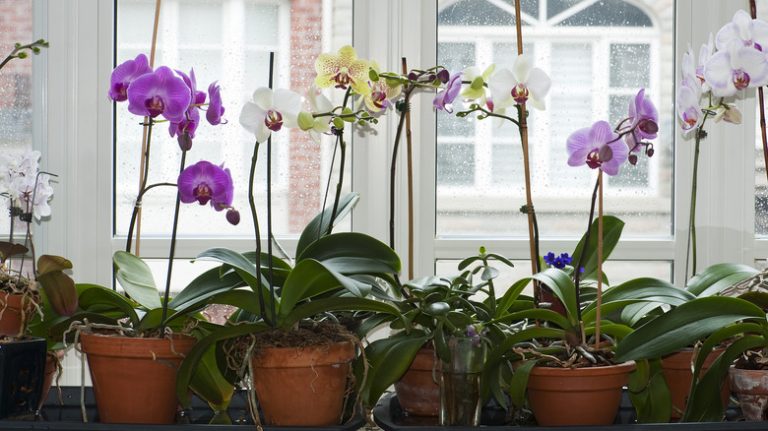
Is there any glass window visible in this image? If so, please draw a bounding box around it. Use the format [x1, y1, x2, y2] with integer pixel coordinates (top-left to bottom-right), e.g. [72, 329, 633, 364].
[114, 0, 353, 241]
[0, 0, 34, 236]
[436, 0, 673, 238]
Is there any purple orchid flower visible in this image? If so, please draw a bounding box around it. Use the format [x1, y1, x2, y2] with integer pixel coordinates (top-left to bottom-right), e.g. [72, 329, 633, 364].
[433, 72, 462, 113]
[127, 66, 191, 123]
[627, 89, 658, 141]
[566, 120, 628, 176]
[109, 54, 152, 102]
[178, 160, 238, 224]
[206, 81, 225, 125]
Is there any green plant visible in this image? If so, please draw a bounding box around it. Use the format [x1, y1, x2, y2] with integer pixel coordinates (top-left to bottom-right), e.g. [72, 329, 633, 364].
[356, 246, 518, 411]
[171, 193, 403, 412]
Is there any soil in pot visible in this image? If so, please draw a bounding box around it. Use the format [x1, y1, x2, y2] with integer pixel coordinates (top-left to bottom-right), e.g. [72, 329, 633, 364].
[248, 322, 357, 426]
[80, 332, 196, 424]
[526, 361, 636, 426]
[662, 348, 729, 419]
[730, 366, 768, 420]
[394, 347, 440, 417]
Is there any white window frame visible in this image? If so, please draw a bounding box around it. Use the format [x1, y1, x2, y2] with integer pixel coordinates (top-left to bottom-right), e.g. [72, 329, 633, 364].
[34, 0, 762, 293]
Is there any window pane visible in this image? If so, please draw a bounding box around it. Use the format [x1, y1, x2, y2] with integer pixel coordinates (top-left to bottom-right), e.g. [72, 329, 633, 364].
[435, 259, 672, 297]
[437, 143, 475, 186]
[115, 0, 352, 240]
[0, 0, 34, 236]
[436, 0, 673, 238]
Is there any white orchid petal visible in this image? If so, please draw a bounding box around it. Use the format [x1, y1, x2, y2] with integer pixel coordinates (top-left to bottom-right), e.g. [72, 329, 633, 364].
[252, 87, 274, 110]
[753, 19, 768, 49]
[704, 51, 738, 97]
[526, 67, 552, 102]
[488, 68, 515, 106]
[239, 101, 266, 135]
[529, 96, 546, 110]
[733, 47, 768, 86]
[255, 123, 271, 143]
[512, 54, 532, 83]
[274, 89, 303, 115]
[683, 48, 696, 79]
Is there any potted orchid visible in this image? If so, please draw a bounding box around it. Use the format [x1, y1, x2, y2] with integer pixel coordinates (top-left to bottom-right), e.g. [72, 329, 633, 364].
[37, 52, 242, 425]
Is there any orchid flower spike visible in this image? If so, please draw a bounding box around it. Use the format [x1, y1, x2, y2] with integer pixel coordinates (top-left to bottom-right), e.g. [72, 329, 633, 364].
[488, 54, 551, 111]
[240, 88, 302, 142]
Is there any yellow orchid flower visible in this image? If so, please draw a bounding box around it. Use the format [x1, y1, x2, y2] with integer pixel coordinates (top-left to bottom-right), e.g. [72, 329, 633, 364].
[359, 62, 402, 114]
[460, 64, 495, 100]
[315, 45, 369, 93]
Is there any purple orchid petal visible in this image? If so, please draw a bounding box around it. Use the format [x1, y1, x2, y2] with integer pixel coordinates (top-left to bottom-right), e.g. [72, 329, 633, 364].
[628, 88, 659, 140]
[127, 66, 191, 122]
[566, 127, 593, 167]
[566, 121, 624, 174]
[109, 54, 152, 102]
[206, 81, 225, 125]
[434, 72, 463, 112]
[178, 161, 234, 208]
[169, 108, 200, 150]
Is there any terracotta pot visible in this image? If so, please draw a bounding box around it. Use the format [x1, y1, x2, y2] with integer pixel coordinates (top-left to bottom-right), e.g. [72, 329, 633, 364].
[527, 361, 636, 426]
[662, 348, 729, 419]
[251, 341, 355, 426]
[729, 367, 768, 421]
[80, 333, 196, 424]
[0, 293, 29, 337]
[394, 347, 440, 417]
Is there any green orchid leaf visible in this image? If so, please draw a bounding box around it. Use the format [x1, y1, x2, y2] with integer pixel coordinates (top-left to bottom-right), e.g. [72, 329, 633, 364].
[496, 278, 532, 317]
[169, 267, 244, 310]
[531, 269, 578, 326]
[581, 287, 694, 326]
[190, 343, 235, 412]
[615, 296, 764, 362]
[683, 335, 766, 422]
[509, 359, 541, 408]
[113, 251, 161, 309]
[296, 192, 359, 257]
[283, 297, 402, 327]
[685, 263, 758, 297]
[570, 215, 624, 280]
[296, 232, 400, 274]
[582, 278, 693, 316]
[278, 259, 364, 320]
[177, 322, 269, 408]
[354, 332, 429, 409]
[166, 289, 262, 324]
[494, 308, 571, 331]
[628, 359, 671, 423]
[77, 284, 140, 327]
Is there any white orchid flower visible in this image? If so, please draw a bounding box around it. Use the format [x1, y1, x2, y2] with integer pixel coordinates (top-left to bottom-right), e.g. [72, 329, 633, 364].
[488, 54, 551, 111]
[704, 45, 768, 97]
[1, 150, 54, 220]
[298, 86, 335, 142]
[239, 88, 302, 143]
[716, 10, 768, 51]
[676, 81, 702, 135]
[696, 34, 715, 91]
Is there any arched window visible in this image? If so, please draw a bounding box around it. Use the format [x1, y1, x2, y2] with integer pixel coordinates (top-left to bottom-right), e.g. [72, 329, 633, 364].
[436, 0, 672, 247]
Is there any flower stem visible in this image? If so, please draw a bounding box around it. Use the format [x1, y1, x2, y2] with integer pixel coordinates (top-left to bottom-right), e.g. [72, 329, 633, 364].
[326, 130, 346, 235]
[595, 169, 604, 350]
[685, 112, 710, 280]
[403, 57, 415, 280]
[159, 150, 187, 333]
[266, 51, 277, 326]
[390, 88, 414, 250]
[573, 175, 600, 342]
[126, 119, 154, 253]
[248, 140, 272, 327]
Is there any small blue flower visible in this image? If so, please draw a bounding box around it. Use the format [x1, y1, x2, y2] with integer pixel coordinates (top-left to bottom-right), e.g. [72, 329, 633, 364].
[543, 252, 572, 269]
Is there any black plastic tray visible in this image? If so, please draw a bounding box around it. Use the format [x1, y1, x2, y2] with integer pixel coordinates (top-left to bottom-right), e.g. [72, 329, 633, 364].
[372, 393, 767, 430]
[0, 387, 364, 430]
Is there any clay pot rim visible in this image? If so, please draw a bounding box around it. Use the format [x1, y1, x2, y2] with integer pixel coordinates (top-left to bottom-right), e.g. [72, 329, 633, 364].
[253, 340, 355, 368]
[80, 332, 196, 359]
[531, 360, 636, 376]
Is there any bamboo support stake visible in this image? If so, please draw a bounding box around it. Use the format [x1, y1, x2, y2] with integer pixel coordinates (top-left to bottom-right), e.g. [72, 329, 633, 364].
[595, 170, 604, 350]
[402, 58, 415, 280]
[514, 0, 540, 298]
[133, 0, 162, 256]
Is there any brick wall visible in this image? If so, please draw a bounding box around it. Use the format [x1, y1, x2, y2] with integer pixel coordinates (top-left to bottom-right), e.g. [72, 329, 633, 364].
[0, 0, 33, 110]
[288, 0, 323, 232]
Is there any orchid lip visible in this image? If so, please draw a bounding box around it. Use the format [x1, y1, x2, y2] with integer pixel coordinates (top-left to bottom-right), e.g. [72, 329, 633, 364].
[146, 95, 165, 117]
[511, 84, 529, 105]
[733, 70, 750, 90]
[194, 183, 212, 205]
[586, 150, 602, 169]
[265, 110, 284, 132]
[638, 119, 659, 134]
